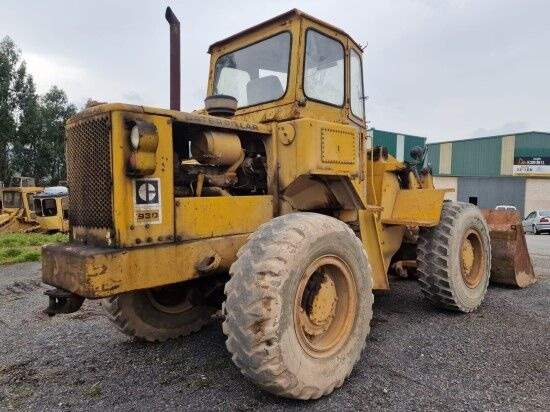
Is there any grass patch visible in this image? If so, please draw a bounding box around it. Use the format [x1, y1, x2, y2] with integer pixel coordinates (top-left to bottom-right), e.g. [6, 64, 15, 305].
[0, 232, 68, 247]
[0, 233, 68, 264]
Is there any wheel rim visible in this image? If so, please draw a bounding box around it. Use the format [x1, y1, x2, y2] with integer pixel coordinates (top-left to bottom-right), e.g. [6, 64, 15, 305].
[294, 255, 357, 358]
[460, 228, 485, 288]
[146, 284, 193, 314]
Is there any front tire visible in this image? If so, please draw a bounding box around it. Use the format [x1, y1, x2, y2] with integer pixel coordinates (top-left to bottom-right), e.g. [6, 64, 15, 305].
[417, 202, 491, 313]
[223, 213, 373, 399]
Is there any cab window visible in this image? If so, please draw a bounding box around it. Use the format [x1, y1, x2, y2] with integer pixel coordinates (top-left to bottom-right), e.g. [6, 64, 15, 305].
[42, 198, 57, 217]
[34, 199, 44, 216]
[3, 191, 22, 208]
[213, 32, 291, 108]
[303, 29, 345, 106]
[350, 49, 365, 119]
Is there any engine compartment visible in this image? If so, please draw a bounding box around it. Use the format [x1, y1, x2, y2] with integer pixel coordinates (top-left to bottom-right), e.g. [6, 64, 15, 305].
[172, 121, 267, 198]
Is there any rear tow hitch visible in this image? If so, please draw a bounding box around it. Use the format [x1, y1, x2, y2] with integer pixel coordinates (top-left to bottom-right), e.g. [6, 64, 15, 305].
[43, 288, 85, 316]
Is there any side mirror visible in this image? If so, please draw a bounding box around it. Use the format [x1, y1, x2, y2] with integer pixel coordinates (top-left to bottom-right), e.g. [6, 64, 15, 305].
[409, 146, 424, 161]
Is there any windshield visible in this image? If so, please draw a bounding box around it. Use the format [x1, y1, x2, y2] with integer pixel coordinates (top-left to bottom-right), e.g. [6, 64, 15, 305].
[540, 210, 550, 216]
[213, 32, 291, 108]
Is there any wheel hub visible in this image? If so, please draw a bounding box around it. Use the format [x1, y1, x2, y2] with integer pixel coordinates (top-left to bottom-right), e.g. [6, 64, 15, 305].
[146, 283, 193, 314]
[461, 239, 475, 276]
[460, 229, 485, 289]
[294, 256, 357, 358]
[309, 276, 337, 326]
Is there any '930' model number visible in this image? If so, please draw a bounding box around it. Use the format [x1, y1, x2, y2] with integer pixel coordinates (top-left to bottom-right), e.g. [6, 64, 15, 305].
[135, 209, 161, 224]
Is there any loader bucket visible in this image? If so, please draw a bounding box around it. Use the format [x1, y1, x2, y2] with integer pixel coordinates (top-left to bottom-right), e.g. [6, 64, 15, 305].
[481, 209, 537, 288]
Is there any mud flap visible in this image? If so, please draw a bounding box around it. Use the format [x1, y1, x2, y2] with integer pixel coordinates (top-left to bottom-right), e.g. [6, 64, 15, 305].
[481, 209, 537, 288]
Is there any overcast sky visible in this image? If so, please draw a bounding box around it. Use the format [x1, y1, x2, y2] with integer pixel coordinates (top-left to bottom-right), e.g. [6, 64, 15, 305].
[2, 0, 549, 142]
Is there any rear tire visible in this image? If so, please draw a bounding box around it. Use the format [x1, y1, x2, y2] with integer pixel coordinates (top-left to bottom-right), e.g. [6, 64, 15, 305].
[417, 202, 491, 313]
[102, 282, 217, 342]
[532, 224, 538, 235]
[223, 213, 373, 399]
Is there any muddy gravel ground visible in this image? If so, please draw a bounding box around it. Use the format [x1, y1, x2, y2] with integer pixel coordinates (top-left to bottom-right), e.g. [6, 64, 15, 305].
[1, 236, 549, 411]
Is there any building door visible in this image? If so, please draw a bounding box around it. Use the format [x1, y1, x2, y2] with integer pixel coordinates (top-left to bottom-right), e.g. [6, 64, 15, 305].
[457, 177, 526, 215]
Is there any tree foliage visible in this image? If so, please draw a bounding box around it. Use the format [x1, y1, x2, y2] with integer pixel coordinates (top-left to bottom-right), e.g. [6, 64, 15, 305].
[0, 36, 76, 186]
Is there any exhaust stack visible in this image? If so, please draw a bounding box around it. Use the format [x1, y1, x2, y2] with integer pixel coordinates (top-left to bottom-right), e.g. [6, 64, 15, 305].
[165, 7, 180, 111]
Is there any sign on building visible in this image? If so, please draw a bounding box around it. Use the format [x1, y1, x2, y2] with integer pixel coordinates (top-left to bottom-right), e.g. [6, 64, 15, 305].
[513, 157, 550, 177]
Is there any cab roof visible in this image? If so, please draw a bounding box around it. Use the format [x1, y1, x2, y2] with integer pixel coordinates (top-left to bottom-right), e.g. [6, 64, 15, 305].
[207, 8, 362, 53]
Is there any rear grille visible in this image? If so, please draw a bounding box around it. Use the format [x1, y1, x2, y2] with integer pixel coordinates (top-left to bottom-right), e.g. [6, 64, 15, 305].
[66, 114, 113, 229]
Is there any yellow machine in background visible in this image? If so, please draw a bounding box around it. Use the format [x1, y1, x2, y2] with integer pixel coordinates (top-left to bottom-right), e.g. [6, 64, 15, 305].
[0, 177, 42, 232]
[41, 8, 535, 400]
[33, 187, 69, 233]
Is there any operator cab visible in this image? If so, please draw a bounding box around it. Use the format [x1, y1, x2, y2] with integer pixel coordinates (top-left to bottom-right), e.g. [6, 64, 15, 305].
[206, 9, 365, 127]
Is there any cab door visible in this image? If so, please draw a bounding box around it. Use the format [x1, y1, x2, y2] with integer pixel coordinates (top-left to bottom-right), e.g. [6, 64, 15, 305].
[347, 45, 366, 130]
[347, 43, 368, 198]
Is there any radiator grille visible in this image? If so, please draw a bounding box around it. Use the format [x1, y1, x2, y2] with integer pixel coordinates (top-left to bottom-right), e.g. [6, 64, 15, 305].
[66, 115, 113, 229]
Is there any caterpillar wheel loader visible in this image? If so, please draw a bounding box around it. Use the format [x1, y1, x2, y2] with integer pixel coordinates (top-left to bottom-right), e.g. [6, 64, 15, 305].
[42, 8, 536, 399]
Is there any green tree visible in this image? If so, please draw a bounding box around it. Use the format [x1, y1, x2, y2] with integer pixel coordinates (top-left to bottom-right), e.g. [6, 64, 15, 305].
[11, 72, 42, 180]
[39, 86, 76, 184]
[0, 36, 77, 186]
[0, 36, 29, 184]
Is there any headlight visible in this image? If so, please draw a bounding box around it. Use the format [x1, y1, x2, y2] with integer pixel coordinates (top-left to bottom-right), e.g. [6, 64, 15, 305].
[130, 125, 140, 150]
[126, 119, 159, 176]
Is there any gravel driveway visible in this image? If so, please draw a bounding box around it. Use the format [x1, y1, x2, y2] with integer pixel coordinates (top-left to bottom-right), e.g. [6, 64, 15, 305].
[1, 236, 549, 411]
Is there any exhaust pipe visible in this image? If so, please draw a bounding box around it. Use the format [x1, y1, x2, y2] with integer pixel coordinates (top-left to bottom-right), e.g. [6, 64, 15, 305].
[165, 7, 180, 111]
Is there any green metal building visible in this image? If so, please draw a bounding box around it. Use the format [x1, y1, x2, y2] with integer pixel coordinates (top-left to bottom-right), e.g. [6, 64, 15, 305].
[368, 129, 426, 163]
[427, 131, 550, 216]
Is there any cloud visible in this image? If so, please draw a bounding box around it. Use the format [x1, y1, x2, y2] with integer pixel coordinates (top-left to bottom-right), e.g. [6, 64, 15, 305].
[23, 52, 88, 96]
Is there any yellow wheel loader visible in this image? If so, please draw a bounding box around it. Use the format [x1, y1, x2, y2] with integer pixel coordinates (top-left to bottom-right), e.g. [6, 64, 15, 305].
[41, 8, 536, 399]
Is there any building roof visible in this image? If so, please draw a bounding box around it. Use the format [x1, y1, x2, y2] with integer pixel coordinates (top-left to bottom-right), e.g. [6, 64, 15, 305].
[368, 128, 427, 141]
[427, 131, 550, 146]
[208, 8, 362, 53]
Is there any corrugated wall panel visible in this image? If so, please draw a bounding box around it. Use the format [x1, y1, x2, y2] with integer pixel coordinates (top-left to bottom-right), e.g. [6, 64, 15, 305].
[439, 143, 452, 174]
[451, 137, 501, 176]
[372, 130, 426, 162]
[427, 143, 440, 173]
[514, 132, 550, 157]
[500, 135, 515, 175]
[372, 130, 397, 155]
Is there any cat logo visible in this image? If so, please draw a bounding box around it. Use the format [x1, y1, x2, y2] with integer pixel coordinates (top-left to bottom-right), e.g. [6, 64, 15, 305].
[133, 178, 162, 224]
